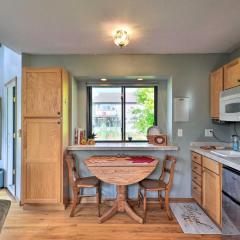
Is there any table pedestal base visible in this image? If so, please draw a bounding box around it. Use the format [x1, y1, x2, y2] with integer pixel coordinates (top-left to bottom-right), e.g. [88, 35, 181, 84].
[99, 185, 143, 224]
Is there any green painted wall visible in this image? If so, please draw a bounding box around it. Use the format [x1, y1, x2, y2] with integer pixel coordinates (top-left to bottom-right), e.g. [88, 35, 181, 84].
[22, 53, 229, 198]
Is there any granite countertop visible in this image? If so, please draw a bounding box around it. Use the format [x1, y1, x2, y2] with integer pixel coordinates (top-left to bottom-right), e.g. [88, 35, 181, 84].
[190, 146, 240, 171]
[67, 142, 179, 151]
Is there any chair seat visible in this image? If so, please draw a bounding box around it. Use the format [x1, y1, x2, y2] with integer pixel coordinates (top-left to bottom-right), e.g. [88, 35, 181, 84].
[76, 176, 100, 188]
[139, 179, 166, 191]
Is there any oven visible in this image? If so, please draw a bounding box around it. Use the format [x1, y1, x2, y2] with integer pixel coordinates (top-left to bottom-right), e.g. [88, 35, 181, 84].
[222, 166, 240, 236]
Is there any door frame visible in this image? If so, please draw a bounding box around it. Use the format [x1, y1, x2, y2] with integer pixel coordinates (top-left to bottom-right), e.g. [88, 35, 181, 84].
[4, 77, 17, 197]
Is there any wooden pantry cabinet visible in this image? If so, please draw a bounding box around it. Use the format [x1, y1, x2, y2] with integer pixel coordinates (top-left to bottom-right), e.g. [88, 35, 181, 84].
[22, 68, 69, 208]
[224, 58, 240, 90]
[210, 67, 223, 119]
[191, 152, 222, 226]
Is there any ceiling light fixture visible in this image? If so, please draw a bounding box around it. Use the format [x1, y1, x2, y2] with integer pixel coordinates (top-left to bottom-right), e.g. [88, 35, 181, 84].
[100, 78, 107, 81]
[137, 78, 143, 81]
[113, 30, 129, 48]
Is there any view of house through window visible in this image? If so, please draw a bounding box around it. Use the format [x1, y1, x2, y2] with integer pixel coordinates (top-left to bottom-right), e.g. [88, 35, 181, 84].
[89, 86, 157, 141]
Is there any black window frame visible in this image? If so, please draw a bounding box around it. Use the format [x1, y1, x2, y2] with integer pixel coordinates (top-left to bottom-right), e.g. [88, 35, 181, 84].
[87, 85, 158, 142]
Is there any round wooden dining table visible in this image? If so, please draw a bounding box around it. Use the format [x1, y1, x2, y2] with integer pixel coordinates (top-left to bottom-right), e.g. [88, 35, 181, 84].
[85, 155, 159, 224]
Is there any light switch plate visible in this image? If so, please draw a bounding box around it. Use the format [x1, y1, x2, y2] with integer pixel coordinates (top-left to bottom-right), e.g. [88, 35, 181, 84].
[205, 129, 213, 137]
[177, 129, 183, 137]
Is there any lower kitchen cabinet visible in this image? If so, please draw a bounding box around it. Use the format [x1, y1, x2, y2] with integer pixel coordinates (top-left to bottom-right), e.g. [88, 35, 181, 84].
[191, 152, 202, 205]
[202, 166, 222, 225]
[191, 152, 222, 226]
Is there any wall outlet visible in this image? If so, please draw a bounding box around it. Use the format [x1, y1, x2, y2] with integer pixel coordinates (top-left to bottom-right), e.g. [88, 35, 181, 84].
[177, 129, 183, 137]
[205, 129, 213, 137]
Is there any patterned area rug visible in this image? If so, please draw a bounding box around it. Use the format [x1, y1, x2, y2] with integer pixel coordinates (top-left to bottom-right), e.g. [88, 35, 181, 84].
[0, 200, 11, 232]
[170, 202, 221, 234]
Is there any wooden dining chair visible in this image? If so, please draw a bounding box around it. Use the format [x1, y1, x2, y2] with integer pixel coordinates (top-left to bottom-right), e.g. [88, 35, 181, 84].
[137, 155, 176, 222]
[66, 154, 101, 217]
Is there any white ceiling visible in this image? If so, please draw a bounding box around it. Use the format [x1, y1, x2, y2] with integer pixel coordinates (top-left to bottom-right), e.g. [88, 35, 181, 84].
[0, 0, 240, 54]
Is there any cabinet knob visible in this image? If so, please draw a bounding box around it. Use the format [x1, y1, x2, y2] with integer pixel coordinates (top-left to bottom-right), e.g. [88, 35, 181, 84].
[57, 121, 61, 124]
[238, 79, 240, 83]
[57, 112, 61, 115]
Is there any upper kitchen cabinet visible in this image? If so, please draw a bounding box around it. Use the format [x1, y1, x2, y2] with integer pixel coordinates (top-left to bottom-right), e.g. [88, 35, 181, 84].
[224, 58, 240, 90]
[210, 67, 223, 119]
[23, 68, 62, 117]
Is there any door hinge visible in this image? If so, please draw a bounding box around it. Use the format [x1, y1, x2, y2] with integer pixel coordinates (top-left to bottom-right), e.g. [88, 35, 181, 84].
[13, 96, 16, 103]
[18, 129, 22, 138]
[13, 133, 16, 139]
[13, 169, 16, 175]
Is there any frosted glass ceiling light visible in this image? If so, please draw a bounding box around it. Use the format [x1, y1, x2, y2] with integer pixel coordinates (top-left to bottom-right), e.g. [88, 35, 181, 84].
[113, 30, 129, 48]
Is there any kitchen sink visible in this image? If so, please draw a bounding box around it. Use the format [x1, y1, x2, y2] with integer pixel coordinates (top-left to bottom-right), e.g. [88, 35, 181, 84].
[211, 150, 240, 158]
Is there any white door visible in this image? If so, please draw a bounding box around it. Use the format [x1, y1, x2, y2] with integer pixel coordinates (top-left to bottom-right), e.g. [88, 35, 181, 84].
[6, 79, 17, 196]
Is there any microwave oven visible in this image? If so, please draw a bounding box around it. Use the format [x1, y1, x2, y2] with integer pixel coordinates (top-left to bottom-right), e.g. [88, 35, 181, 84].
[220, 86, 240, 122]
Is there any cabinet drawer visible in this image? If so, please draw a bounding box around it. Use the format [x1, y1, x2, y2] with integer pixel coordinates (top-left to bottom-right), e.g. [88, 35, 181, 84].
[192, 171, 202, 186]
[192, 181, 202, 205]
[192, 152, 202, 165]
[202, 156, 220, 175]
[192, 161, 202, 175]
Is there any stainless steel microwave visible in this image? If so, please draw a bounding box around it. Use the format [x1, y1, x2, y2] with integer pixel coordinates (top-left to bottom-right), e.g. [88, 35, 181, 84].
[220, 86, 240, 122]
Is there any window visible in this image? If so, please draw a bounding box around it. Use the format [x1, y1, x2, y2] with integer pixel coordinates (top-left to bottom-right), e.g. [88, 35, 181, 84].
[87, 86, 157, 142]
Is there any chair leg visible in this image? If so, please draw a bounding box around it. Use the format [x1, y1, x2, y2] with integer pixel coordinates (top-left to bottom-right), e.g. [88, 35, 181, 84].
[165, 190, 173, 220]
[143, 189, 147, 223]
[137, 187, 141, 207]
[99, 182, 102, 204]
[96, 186, 100, 217]
[78, 188, 82, 204]
[70, 189, 79, 217]
[158, 190, 163, 209]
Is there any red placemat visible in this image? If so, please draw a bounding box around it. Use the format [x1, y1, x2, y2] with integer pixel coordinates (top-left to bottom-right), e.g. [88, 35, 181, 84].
[128, 156, 154, 163]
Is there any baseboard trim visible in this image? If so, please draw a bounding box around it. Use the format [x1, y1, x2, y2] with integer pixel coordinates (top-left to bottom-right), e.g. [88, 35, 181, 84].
[23, 203, 66, 211]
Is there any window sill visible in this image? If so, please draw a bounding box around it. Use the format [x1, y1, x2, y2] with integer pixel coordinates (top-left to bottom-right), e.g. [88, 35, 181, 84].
[67, 142, 179, 151]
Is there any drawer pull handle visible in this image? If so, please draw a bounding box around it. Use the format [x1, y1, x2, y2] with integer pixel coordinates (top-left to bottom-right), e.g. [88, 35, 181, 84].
[193, 187, 197, 190]
[238, 79, 240, 82]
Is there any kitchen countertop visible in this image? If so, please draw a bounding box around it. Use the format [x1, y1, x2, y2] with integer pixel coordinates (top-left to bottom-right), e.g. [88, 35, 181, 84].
[67, 142, 179, 151]
[190, 146, 240, 171]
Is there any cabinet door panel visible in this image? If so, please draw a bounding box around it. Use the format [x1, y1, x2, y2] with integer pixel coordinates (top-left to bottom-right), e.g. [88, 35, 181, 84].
[210, 68, 223, 119]
[202, 167, 221, 225]
[26, 163, 60, 203]
[23, 69, 62, 117]
[23, 118, 61, 203]
[26, 119, 61, 163]
[224, 59, 240, 90]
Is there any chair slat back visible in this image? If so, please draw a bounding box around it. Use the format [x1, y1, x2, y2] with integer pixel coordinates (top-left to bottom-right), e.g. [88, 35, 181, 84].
[159, 155, 176, 190]
[66, 154, 80, 187]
